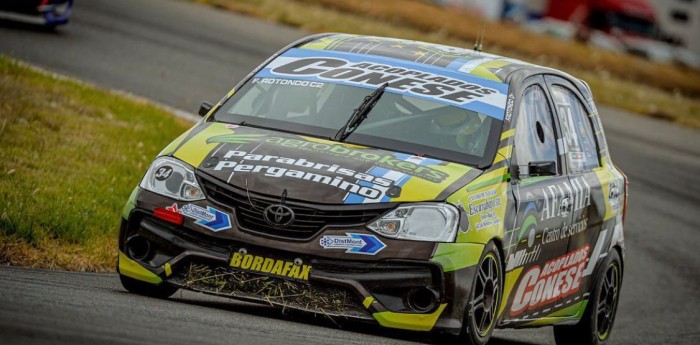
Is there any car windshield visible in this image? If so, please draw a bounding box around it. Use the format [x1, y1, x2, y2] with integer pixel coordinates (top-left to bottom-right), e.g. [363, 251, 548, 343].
[214, 49, 508, 167]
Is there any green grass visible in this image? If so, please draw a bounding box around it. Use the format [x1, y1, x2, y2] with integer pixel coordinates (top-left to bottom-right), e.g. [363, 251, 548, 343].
[0, 56, 190, 271]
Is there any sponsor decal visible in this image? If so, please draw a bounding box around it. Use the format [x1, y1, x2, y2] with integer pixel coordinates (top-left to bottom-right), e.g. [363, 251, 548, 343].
[541, 218, 589, 245]
[459, 188, 503, 232]
[229, 252, 311, 281]
[307, 35, 477, 68]
[468, 189, 497, 201]
[251, 77, 324, 89]
[510, 245, 590, 315]
[258, 48, 509, 120]
[154, 165, 173, 181]
[206, 134, 450, 183]
[540, 176, 591, 221]
[506, 204, 541, 271]
[519, 204, 538, 240]
[319, 233, 386, 255]
[583, 229, 608, 277]
[505, 245, 541, 271]
[608, 180, 622, 210]
[166, 203, 232, 232]
[212, 149, 395, 200]
[474, 212, 501, 231]
[570, 152, 585, 163]
[467, 196, 502, 226]
[553, 98, 598, 171]
[504, 93, 515, 123]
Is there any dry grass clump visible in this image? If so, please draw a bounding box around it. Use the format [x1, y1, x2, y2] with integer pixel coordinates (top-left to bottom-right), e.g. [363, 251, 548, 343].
[0, 234, 116, 272]
[178, 263, 366, 318]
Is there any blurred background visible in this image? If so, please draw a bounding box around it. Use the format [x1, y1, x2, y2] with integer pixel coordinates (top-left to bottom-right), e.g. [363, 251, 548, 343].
[437, 0, 700, 69]
[0, 1, 699, 345]
[184, 0, 700, 127]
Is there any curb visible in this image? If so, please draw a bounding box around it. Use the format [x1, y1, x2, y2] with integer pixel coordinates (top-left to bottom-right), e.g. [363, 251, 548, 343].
[9, 58, 199, 123]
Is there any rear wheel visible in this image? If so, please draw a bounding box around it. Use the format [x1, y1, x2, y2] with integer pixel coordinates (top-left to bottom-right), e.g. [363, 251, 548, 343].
[462, 242, 502, 345]
[553, 250, 622, 345]
[119, 274, 178, 299]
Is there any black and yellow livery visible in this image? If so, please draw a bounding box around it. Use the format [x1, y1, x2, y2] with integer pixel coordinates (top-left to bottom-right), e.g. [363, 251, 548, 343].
[118, 34, 627, 345]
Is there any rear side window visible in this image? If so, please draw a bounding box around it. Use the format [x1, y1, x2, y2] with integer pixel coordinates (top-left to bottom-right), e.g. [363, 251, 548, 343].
[514, 85, 559, 175]
[550, 85, 600, 173]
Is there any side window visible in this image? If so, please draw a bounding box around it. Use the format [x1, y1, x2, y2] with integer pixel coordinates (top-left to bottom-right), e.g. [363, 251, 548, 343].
[550, 85, 600, 173]
[514, 85, 559, 176]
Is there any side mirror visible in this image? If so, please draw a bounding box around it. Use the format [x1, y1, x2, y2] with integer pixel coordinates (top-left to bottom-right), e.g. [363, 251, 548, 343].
[528, 161, 557, 177]
[198, 101, 213, 117]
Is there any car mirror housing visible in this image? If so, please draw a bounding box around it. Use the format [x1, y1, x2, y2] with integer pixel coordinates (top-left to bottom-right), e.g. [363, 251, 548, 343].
[198, 101, 213, 117]
[527, 161, 557, 177]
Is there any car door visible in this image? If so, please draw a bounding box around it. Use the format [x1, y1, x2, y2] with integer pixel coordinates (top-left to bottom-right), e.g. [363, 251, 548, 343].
[543, 75, 608, 316]
[503, 76, 574, 319]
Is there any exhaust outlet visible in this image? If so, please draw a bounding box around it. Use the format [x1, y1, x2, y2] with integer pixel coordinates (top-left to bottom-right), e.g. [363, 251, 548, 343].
[406, 287, 439, 312]
[126, 235, 152, 261]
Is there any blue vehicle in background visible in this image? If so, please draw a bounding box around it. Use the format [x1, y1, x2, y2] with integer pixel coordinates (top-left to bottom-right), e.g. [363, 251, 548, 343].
[0, 0, 73, 29]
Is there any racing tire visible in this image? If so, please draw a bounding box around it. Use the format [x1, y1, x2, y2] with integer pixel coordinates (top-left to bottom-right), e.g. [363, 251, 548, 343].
[553, 249, 622, 345]
[462, 242, 503, 345]
[119, 274, 178, 299]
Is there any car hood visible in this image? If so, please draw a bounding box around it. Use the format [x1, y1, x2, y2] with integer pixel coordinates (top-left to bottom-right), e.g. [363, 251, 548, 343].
[169, 122, 481, 204]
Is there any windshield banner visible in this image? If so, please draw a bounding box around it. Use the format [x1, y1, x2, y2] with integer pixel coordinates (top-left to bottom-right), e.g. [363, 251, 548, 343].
[255, 48, 509, 120]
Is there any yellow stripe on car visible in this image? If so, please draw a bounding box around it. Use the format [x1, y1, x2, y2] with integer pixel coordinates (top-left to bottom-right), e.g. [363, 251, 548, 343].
[466, 167, 509, 192]
[492, 145, 513, 164]
[498, 267, 523, 318]
[593, 167, 622, 221]
[500, 128, 515, 141]
[159, 126, 196, 156]
[431, 243, 485, 272]
[391, 163, 472, 202]
[121, 187, 139, 220]
[363, 296, 375, 309]
[174, 123, 234, 167]
[469, 60, 513, 81]
[522, 300, 588, 327]
[118, 251, 162, 285]
[373, 304, 447, 331]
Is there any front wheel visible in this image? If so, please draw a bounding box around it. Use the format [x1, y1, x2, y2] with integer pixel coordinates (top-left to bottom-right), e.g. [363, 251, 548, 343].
[553, 249, 622, 345]
[462, 242, 502, 345]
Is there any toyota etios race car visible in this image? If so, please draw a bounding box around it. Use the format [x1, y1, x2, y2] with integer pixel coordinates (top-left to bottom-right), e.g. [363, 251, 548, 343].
[118, 34, 628, 345]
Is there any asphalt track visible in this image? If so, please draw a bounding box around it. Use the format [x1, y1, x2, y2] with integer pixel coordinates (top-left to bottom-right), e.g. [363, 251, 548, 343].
[1, 0, 699, 344]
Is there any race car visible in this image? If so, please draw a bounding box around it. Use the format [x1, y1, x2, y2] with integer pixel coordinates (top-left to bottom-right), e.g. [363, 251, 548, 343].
[0, 0, 73, 28]
[118, 33, 628, 345]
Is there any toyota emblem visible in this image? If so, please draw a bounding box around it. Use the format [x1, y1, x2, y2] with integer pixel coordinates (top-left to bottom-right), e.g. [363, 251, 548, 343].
[263, 204, 295, 227]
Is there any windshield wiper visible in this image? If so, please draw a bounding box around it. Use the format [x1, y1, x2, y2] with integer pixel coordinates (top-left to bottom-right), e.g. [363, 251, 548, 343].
[334, 82, 389, 142]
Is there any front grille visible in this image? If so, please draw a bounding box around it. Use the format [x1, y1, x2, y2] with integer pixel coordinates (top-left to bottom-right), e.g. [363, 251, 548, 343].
[197, 171, 394, 240]
[169, 262, 370, 319]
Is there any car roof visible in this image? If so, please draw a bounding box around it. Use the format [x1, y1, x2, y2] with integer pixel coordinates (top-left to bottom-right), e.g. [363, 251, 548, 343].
[297, 33, 541, 84]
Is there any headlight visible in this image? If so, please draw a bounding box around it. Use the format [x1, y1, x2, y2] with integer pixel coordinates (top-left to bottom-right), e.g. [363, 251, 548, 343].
[140, 156, 204, 201]
[367, 203, 459, 242]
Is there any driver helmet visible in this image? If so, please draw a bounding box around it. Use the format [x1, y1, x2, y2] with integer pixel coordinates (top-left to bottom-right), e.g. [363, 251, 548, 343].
[430, 112, 483, 148]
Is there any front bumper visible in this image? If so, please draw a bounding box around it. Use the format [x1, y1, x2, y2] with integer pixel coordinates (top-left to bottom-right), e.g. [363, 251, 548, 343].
[118, 190, 481, 334]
